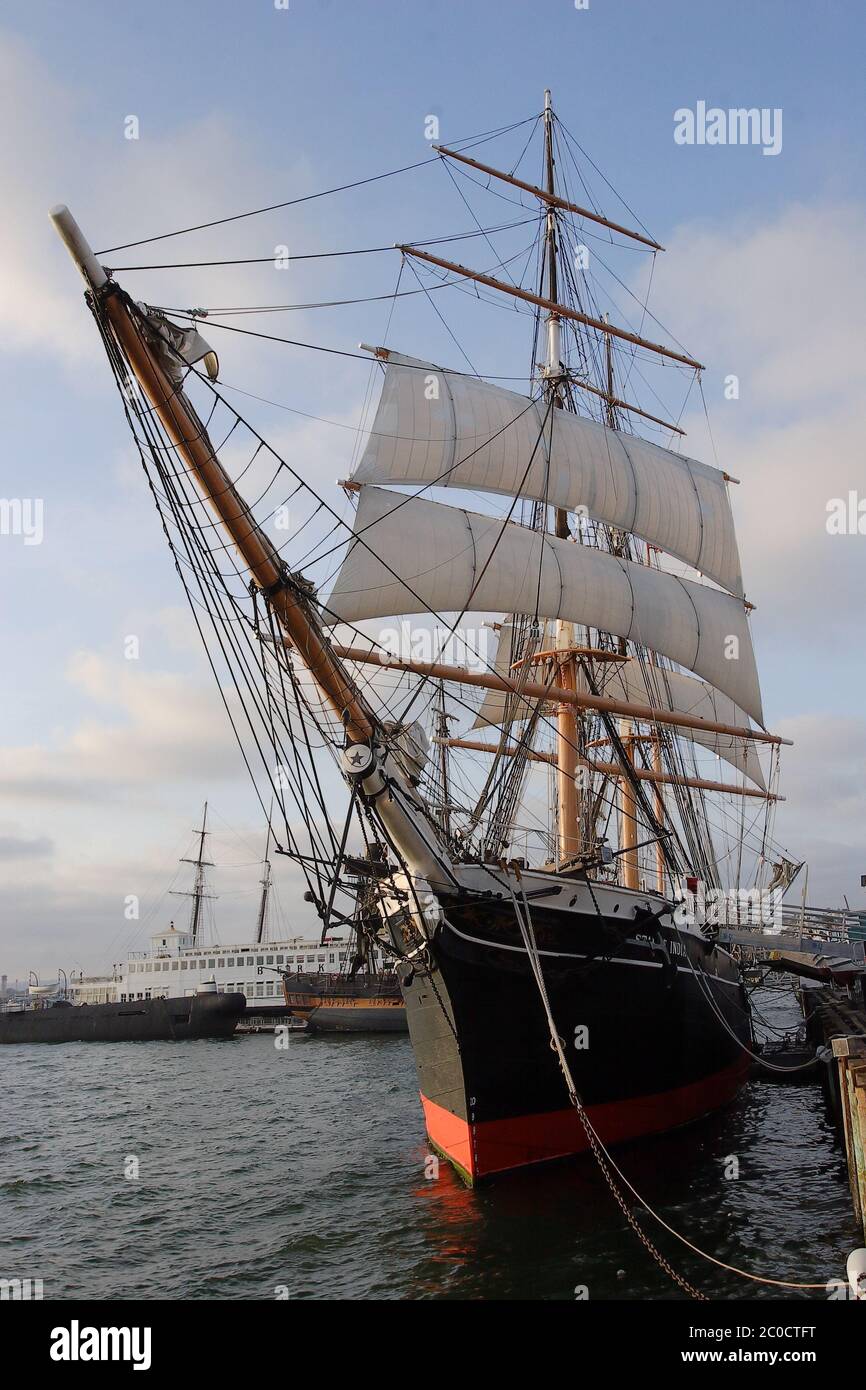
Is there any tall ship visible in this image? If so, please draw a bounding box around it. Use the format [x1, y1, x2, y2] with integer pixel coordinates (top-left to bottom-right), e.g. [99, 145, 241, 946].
[51, 91, 798, 1179]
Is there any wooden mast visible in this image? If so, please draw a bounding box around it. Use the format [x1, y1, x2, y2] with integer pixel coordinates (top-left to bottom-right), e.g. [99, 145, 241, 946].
[50, 205, 453, 888]
[333, 642, 789, 746]
[431, 142, 665, 250]
[652, 737, 666, 894]
[50, 209, 373, 746]
[434, 681, 453, 839]
[604, 315, 618, 430]
[397, 245, 704, 370]
[600, 317, 641, 890]
[438, 737, 782, 801]
[543, 90, 582, 868]
[618, 722, 640, 888]
[564, 376, 684, 436]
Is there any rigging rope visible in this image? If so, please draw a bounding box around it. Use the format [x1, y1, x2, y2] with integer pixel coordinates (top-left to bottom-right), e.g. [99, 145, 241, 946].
[108, 215, 538, 271]
[96, 115, 540, 253]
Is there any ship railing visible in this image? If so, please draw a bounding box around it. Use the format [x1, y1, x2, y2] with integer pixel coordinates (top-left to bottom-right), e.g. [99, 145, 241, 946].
[723, 902, 862, 934]
[721, 902, 866, 953]
[776, 903, 865, 942]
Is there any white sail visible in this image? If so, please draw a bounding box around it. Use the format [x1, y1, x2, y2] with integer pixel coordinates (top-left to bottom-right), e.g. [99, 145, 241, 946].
[326, 487, 764, 724]
[352, 351, 744, 597]
[472, 640, 766, 789]
[606, 662, 766, 788]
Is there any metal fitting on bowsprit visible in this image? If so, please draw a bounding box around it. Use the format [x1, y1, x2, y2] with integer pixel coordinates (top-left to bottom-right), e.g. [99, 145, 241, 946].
[339, 744, 376, 778]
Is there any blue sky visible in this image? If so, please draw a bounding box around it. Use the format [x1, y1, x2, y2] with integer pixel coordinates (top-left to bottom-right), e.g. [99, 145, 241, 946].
[2, 0, 865, 977]
[14, 0, 866, 223]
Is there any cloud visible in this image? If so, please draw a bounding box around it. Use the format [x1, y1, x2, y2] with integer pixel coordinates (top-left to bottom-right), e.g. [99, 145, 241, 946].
[640, 210, 866, 905]
[0, 835, 54, 860]
[768, 713, 866, 906]
[0, 648, 242, 805]
[0, 32, 87, 359]
[0, 621, 333, 974]
[0, 27, 316, 379]
[644, 202, 866, 634]
[651, 202, 866, 410]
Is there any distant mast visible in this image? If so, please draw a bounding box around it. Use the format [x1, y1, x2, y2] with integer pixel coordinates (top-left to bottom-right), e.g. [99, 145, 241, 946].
[255, 810, 273, 945]
[176, 802, 214, 944]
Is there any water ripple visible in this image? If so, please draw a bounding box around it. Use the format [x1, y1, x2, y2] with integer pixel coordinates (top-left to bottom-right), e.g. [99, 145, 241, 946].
[0, 991, 857, 1300]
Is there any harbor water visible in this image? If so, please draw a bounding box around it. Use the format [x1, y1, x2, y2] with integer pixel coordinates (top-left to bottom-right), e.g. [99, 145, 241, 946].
[0, 986, 857, 1301]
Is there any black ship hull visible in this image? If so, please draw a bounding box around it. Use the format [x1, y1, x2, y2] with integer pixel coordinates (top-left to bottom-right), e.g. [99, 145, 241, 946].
[282, 972, 407, 1033]
[394, 872, 751, 1183]
[0, 992, 245, 1044]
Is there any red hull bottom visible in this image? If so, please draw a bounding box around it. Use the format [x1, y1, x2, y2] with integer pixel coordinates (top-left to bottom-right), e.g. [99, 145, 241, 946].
[421, 1056, 749, 1183]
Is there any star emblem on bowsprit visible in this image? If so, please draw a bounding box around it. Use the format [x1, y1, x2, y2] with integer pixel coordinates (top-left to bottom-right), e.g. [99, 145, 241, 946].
[340, 744, 374, 776]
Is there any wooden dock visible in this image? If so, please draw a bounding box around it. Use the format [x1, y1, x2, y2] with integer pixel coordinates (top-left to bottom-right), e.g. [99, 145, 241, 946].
[803, 988, 866, 1240]
[832, 1032, 866, 1238]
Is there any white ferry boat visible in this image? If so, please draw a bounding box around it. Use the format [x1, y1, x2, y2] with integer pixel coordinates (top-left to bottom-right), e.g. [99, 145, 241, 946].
[114, 924, 379, 1007]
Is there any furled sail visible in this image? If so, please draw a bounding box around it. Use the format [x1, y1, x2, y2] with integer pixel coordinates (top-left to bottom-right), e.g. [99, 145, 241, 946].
[326, 487, 764, 724]
[472, 639, 766, 789]
[351, 351, 744, 596]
